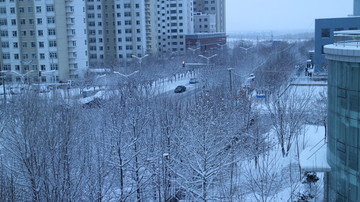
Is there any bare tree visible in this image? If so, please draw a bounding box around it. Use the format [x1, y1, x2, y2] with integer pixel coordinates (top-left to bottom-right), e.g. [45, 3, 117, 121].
[266, 86, 312, 157]
[244, 150, 283, 202]
[0, 92, 87, 201]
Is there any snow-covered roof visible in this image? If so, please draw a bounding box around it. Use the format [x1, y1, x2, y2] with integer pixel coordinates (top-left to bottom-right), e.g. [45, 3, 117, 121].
[299, 139, 331, 172]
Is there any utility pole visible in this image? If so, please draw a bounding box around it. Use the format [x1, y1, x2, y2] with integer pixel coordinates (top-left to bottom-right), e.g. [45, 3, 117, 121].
[0, 66, 6, 104]
[227, 68, 234, 92]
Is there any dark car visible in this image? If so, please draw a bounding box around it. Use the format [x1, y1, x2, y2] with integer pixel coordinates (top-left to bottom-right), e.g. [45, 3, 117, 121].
[174, 85, 186, 93]
[189, 78, 199, 84]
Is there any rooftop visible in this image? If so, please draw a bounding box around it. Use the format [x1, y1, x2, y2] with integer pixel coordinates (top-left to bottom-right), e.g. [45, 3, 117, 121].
[324, 30, 360, 62]
[332, 30, 360, 49]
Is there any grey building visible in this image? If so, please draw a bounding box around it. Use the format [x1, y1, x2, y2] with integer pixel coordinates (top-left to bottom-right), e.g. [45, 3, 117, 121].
[314, 17, 360, 72]
[193, 12, 216, 33]
[314, 0, 360, 73]
[193, 0, 226, 33]
[355, 0, 360, 16]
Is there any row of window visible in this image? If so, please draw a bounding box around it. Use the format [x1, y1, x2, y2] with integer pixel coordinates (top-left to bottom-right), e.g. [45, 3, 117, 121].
[321, 27, 358, 38]
[89, 53, 139, 59]
[0, 29, 56, 37]
[158, 41, 184, 45]
[0, 5, 54, 14]
[88, 26, 141, 36]
[88, 20, 141, 27]
[1, 64, 58, 73]
[0, 17, 55, 26]
[2, 52, 58, 60]
[1, 40, 57, 49]
[157, 29, 184, 34]
[158, 16, 184, 21]
[158, 22, 184, 26]
[157, 9, 184, 15]
[87, 3, 140, 11]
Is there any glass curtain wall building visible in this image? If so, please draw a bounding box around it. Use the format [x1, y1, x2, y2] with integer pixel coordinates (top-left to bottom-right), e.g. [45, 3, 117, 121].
[324, 30, 360, 201]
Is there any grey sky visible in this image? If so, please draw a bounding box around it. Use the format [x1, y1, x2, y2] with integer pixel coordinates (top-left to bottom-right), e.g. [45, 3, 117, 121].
[226, 0, 353, 32]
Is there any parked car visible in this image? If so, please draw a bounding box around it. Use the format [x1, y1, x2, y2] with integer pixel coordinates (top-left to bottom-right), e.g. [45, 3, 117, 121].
[189, 78, 199, 84]
[174, 85, 186, 93]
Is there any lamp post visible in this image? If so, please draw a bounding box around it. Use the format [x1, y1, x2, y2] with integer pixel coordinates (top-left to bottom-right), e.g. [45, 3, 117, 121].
[188, 47, 200, 54]
[9, 70, 35, 84]
[238, 46, 255, 55]
[227, 68, 234, 92]
[0, 67, 6, 103]
[114, 70, 140, 88]
[198, 54, 218, 66]
[217, 43, 227, 50]
[163, 152, 170, 201]
[132, 54, 148, 69]
[244, 73, 255, 96]
[113, 70, 139, 79]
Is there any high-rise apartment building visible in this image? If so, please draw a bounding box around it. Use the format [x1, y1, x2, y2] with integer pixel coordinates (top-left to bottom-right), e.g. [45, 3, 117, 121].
[0, 0, 88, 82]
[156, 0, 194, 54]
[0, 0, 226, 83]
[193, 0, 225, 33]
[86, 0, 146, 66]
[145, 0, 159, 55]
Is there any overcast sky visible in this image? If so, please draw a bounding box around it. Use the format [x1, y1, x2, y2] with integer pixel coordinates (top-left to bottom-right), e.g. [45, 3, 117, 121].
[226, 0, 354, 32]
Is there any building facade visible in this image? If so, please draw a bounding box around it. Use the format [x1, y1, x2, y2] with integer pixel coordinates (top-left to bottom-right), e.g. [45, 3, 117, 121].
[193, 0, 225, 33]
[355, 0, 360, 16]
[0, 0, 226, 83]
[145, 0, 159, 55]
[86, 0, 147, 67]
[186, 32, 226, 51]
[193, 12, 216, 33]
[314, 17, 360, 73]
[156, 0, 194, 54]
[0, 0, 88, 82]
[324, 30, 360, 202]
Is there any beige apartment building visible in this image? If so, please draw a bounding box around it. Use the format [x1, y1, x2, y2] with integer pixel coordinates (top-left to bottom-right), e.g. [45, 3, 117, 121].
[0, 0, 226, 83]
[0, 0, 88, 82]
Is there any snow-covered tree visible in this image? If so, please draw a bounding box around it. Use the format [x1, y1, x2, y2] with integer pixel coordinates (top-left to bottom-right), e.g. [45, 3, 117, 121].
[266, 86, 312, 156]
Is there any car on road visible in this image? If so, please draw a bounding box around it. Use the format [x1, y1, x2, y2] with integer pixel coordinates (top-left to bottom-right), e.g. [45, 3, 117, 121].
[189, 78, 199, 84]
[174, 85, 186, 93]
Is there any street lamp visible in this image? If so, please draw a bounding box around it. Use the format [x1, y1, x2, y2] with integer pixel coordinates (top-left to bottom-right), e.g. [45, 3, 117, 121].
[188, 47, 200, 54]
[217, 43, 227, 50]
[0, 69, 6, 103]
[113, 70, 139, 78]
[198, 54, 218, 65]
[132, 54, 148, 69]
[238, 46, 255, 55]
[9, 70, 35, 84]
[227, 68, 234, 92]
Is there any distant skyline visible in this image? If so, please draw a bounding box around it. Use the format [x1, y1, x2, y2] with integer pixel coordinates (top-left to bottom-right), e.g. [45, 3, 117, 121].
[226, 0, 354, 32]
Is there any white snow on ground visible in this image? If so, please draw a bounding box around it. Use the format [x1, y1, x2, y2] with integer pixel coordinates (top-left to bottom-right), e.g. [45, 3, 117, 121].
[274, 124, 327, 202]
[299, 126, 330, 172]
[244, 78, 328, 201]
